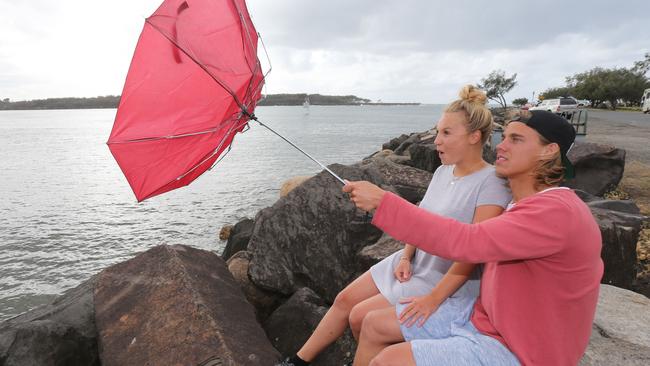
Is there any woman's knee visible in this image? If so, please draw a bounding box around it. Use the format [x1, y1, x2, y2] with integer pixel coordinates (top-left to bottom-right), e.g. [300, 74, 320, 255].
[333, 287, 357, 313]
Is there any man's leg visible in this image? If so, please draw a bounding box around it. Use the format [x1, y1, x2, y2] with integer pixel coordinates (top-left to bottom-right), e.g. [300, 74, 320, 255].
[353, 307, 404, 366]
[348, 293, 392, 340]
[368, 342, 416, 366]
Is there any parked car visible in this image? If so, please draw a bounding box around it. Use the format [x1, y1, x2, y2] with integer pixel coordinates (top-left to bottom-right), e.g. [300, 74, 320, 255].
[529, 97, 578, 119]
[642, 88, 650, 114]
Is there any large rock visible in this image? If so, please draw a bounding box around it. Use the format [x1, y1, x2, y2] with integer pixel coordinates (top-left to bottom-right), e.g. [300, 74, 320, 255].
[565, 142, 626, 196]
[227, 251, 283, 323]
[405, 143, 442, 173]
[264, 288, 355, 366]
[0, 277, 99, 366]
[248, 164, 387, 303]
[94, 245, 279, 366]
[580, 285, 650, 365]
[357, 234, 404, 271]
[221, 218, 255, 261]
[382, 133, 410, 151]
[360, 156, 433, 204]
[591, 208, 644, 290]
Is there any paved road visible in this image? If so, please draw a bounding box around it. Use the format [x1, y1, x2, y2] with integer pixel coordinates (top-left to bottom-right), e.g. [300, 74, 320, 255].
[585, 110, 650, 164]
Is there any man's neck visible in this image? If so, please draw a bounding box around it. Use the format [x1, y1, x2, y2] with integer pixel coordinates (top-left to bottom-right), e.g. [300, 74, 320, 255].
[509, 174, 556, 202]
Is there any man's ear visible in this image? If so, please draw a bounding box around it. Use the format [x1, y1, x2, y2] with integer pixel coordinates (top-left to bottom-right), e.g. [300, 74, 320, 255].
[541, 142, 560, 158]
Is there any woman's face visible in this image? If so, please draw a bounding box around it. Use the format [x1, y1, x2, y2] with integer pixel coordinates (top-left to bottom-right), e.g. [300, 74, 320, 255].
[434, 111, 479, 165]
[495, 122, 547, 179]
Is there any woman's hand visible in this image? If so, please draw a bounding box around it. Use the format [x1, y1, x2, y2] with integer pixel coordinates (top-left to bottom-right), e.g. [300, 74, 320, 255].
[393, 258, 412, 282]
[398, 293, 443, 328]
[342, 181, 386, 212]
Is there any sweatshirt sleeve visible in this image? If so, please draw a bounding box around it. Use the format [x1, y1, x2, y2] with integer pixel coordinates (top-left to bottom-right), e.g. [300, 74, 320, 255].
[371, 191, 571, 263]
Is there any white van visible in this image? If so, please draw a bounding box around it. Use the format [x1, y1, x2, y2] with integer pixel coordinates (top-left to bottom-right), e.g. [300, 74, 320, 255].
[642, 88, 650, 113]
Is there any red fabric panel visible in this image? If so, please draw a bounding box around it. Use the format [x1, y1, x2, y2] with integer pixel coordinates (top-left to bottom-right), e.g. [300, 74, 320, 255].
[108, 0, 264, 201]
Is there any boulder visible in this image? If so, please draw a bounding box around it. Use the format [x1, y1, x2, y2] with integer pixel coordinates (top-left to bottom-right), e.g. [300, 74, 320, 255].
[587, 199, 642, 215]
[248, 164, 388, 303]
[591, 208, 644, 290]
[94, 245, 279, 366]
[357, 234, 404, 271]
[565, 142, 626, 196]
[405, 143, 442, 173]
[219, 224, 233, 241]
[0, 277, 99, 366]
[280, 176, 312, 197]
[580, 285, 650, 365]
[264, 288, 355, 366]
[382, 134, 410, 151]
[393, 133, 421, 155]
[221, 218, 255, 261]
[227, 251, 283, 323]
[360, 156, 433, 204]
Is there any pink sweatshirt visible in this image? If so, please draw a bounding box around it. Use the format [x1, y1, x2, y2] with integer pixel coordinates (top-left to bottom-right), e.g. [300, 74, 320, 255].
[372, 188, 603, 366]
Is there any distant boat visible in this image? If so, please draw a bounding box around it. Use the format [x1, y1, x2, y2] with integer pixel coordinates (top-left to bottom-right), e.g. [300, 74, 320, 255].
[303, 95, 310, 109]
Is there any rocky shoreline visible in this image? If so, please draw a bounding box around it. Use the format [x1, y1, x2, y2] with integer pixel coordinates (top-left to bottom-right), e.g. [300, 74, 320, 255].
[2, 129, 649, 365]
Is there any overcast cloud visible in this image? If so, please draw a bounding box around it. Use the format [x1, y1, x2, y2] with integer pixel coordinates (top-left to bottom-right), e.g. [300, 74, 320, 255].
[0, 0, 648, 103]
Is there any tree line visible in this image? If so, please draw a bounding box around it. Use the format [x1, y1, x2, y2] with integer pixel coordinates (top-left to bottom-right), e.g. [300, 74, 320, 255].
[0, 94, 375, 110]
[477, 53, 650, 110]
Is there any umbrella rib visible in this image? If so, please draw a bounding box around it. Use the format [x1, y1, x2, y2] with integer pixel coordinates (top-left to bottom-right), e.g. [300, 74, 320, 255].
[107, 126, 233, 144]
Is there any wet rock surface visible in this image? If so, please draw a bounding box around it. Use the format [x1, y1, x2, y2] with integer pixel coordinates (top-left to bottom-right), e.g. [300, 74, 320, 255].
[94, 245, 279, 366]
[0, 277, 99, 366]
[247, 164, 387, 303]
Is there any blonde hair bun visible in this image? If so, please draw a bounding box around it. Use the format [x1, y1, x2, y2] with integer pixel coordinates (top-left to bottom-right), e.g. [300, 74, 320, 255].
[458, 85, 487, 105]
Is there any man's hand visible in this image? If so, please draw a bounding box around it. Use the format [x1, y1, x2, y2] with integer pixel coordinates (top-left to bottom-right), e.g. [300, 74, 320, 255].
[342, 180, 386, 212]
[398, 293, 443, 328]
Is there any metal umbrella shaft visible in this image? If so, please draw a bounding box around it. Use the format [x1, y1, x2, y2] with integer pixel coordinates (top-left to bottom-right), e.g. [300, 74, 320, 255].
[250, 116, 347, 185]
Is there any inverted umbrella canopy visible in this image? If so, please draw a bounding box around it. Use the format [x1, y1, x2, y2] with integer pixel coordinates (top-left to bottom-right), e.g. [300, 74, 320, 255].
[108, 0, 265, 202]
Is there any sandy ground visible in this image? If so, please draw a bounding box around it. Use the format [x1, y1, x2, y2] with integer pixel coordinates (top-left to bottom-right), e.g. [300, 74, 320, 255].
[585, 109, 650, 297]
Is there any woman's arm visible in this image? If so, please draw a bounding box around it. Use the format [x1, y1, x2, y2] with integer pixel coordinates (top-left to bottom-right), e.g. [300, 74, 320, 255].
[398, 205, 504, 327]
[430, 205, 503, 297]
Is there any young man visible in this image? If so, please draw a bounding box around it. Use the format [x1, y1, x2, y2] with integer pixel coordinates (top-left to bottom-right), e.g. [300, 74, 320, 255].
[344, 110, 603, 366]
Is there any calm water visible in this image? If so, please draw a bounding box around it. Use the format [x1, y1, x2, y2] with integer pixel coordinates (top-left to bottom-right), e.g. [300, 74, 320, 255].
[0, 105, 443, 321]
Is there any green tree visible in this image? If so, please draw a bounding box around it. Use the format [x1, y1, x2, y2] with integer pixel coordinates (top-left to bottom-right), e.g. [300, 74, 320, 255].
[477, 70, 517, 109]
[540, 86, 574, 100]
[567, 67, 649, 109]
[512, 97, 528, 106]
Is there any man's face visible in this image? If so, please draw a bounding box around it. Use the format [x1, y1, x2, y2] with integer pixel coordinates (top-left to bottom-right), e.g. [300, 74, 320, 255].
[495, 122, 546, 179]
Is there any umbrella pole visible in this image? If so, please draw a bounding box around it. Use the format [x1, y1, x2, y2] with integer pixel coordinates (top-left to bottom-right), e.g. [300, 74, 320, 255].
[249, 116, 347, 185]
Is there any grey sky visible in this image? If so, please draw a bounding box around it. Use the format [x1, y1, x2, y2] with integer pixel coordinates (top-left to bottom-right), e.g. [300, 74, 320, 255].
[0, 0, 648, 103]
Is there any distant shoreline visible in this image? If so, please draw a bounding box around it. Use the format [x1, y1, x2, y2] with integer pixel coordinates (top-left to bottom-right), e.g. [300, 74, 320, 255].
[0, 94, 420, 111]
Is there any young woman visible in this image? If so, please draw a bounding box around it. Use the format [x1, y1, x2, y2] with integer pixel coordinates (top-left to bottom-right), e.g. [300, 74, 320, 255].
[277, 85, 511, 366]
[344, 109, 603, 366]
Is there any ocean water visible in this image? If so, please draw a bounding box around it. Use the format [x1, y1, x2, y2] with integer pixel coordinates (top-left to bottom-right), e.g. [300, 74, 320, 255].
[0, 104, 444, 321]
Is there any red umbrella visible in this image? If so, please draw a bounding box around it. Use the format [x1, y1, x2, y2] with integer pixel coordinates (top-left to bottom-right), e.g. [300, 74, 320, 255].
[108, 0, 266, 202]
[108, 0, 344, 202]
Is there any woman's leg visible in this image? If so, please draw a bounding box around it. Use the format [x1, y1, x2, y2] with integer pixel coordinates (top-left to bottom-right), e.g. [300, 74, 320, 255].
[369, 342, 416, 366]
[349, 293, 392, 340]
[353, 307, 405, 366]
[296, 271, 380, 362]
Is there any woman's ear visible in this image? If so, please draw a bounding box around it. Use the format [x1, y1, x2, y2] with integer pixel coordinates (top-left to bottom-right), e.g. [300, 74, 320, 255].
[469, 130, 482, 145]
